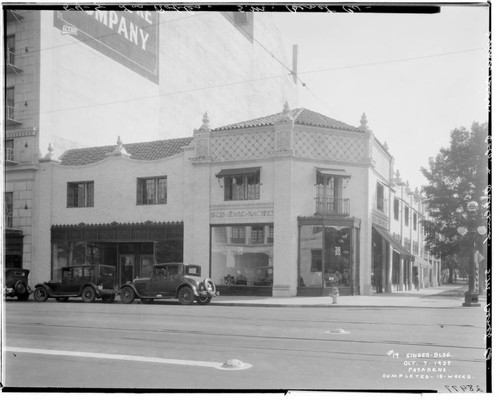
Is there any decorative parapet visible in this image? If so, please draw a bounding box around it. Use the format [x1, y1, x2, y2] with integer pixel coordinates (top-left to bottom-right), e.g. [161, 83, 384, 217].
[273, 102, 295, 155]
[105, 136, 131, 158]
[192, 112, 212, 161]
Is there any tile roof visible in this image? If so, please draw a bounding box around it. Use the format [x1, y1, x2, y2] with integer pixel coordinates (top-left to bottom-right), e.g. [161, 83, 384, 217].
[60, 137, 192, 166]
[213, 108, 363, 132]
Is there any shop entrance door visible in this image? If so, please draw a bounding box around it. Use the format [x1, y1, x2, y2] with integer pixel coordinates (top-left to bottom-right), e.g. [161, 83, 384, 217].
[120, 254, 135, 285]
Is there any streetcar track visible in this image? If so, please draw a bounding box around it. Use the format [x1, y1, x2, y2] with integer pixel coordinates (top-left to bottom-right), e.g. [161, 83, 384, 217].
[6, 321, 485, 351]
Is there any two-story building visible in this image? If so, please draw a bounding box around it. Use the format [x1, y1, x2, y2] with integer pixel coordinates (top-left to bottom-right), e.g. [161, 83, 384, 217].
[34, 104, 441, 296]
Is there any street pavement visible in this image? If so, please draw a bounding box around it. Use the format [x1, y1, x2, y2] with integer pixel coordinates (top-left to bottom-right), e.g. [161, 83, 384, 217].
[211, 283, 488, 308]
[2, 282, 489, 392]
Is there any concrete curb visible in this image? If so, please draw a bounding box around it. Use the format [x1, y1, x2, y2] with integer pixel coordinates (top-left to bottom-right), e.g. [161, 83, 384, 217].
[209, 302, 470, 309]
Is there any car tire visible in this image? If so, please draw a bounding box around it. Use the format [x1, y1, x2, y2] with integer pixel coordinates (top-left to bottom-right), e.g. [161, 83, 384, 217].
[55, 297, 69, 302]
[34, 287, 49, 302]
[196, 296, 212, 305]
[120, 287, 136, 304]
[102, 294, 115, 303]
[178, 286, 194, 305]
[15, 281, 27, 295]
[204, 278, 216, 295]
[81, 286, 96, 303]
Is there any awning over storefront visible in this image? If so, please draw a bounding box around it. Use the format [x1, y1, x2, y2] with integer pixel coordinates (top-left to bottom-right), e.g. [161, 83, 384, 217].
[315, 167, 351, 178]
[373, 225, 414, 260]
[216, 167, 260, 178]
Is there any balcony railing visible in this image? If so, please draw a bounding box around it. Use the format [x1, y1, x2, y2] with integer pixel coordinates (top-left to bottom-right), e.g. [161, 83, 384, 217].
[315, 196, 350, 216]
[5, 214, 13, 228]
[6, 106, 16, 119]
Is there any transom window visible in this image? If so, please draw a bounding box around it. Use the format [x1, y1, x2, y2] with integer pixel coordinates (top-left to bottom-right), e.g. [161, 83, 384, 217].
[67, 181, 94, 208]
[137, 176, 167, 205]
[251, 226, 264, 244]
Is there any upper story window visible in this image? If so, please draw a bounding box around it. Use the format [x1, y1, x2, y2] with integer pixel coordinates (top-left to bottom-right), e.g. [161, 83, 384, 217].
[6, 87, 15, 119]
[67, 181, 94, 208]
[216, 167, 260, 201]
[6, 35, 15, 65]
[413, 212, 418, 231]
[404, 206, 409, 227]
[376, 182, 385, 212]
[393, 198, 400, 220]
[5, 139, 14, 162]
[315, 169, 350, 216]
[4, 192, 13, 228]
[137, 176, 167, 205]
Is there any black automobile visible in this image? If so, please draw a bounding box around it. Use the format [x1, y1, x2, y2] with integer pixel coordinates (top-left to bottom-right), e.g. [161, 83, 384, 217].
[120, 263, 218, 305]
[4, 268, 32, 301]
[33, 265, 117, 303]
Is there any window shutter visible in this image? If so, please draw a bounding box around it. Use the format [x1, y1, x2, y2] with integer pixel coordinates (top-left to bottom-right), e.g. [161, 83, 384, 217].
[67, 183, 74, 208]
[137, 179, 142, 205]
[87, 182, 94, 207]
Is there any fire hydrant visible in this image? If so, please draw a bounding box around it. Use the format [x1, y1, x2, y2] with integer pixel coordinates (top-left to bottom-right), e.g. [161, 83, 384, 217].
[331, 287, 339, 304]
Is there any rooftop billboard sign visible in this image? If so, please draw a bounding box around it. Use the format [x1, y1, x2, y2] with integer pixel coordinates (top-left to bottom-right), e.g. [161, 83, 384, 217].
[54, 10, 159, 84]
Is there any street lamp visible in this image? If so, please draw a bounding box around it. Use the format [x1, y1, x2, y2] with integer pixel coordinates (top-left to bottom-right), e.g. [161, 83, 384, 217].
[457, 200, 486, 307]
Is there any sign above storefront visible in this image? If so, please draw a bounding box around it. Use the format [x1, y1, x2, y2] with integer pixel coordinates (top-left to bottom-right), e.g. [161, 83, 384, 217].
[210, 208, 274, 219]
[54, 10, 159, 84]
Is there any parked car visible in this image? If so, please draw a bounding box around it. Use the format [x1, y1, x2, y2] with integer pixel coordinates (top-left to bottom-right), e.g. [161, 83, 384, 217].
[33, 265, 117, 303]
[4, 268, 32, 301]
[120, 263, 218, 305]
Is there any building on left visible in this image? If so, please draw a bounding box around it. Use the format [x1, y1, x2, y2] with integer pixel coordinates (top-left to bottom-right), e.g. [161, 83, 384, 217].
[3, 7, 299, 284]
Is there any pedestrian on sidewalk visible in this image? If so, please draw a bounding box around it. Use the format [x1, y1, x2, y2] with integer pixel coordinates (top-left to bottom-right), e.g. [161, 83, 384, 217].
[414, 272, 420, 291]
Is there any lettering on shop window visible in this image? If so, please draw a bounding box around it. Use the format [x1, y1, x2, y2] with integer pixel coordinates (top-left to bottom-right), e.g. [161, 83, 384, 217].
[210, 209, 274, 219]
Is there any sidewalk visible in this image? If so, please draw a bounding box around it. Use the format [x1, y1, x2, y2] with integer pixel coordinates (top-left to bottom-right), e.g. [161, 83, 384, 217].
[211, 284, 488, 308]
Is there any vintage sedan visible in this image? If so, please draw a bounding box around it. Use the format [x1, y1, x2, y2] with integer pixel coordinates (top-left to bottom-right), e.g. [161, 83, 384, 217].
[33, 265, 117, 303]
[120, 263, 218, 305]
[4, 268, 32, 301]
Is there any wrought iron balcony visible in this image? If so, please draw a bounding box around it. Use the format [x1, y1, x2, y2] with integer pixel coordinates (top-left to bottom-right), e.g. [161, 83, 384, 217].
[315, 196, 350, 216]
[5, 214, 13, 229]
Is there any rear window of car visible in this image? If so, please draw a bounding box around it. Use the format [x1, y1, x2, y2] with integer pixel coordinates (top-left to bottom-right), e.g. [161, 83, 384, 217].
[83, 266, 95, 277]
[13, 271, 26, 277]
[100, 266, 114, 277]
[185, 265, 201, 276]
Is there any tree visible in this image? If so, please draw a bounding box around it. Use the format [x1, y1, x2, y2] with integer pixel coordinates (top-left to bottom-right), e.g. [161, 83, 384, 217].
[421, 122, 489, 284]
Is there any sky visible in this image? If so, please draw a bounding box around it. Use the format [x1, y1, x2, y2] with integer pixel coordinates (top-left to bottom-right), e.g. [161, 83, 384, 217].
[271, 3, 490, 189]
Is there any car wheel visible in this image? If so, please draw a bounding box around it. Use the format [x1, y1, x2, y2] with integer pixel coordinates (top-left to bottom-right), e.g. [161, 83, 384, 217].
[102, 295, 115, 303]
[34, 287, 49, 302]
[120, 287, 136, 304]
[81, 287, 96, 303]
[17, 293, 30, 302]
[55, 297, 69, 302]
[196, 296, 212, 305]
[140, 298, 154, 304]
[178, 286, 194, 305]
[15, 281, 27, 295]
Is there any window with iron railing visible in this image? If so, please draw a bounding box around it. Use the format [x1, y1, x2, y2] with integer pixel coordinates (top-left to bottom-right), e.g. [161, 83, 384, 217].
[315, 172, 349, 216]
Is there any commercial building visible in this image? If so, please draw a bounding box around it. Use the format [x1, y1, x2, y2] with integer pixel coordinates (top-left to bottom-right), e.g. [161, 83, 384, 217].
[35, 105, 441, 296]
[3, 8, 298, 282]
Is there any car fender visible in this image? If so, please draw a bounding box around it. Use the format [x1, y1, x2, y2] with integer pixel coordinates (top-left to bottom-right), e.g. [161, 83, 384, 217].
[34, 283, 56, 297]
[176, 282, 199, 298]
[119, 283, 142, 298]
[78, 282, 102, 296]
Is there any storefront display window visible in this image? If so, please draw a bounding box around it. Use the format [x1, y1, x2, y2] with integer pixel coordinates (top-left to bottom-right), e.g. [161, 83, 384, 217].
[211, 225, 273, 287]
[299, 225, 353, 289]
